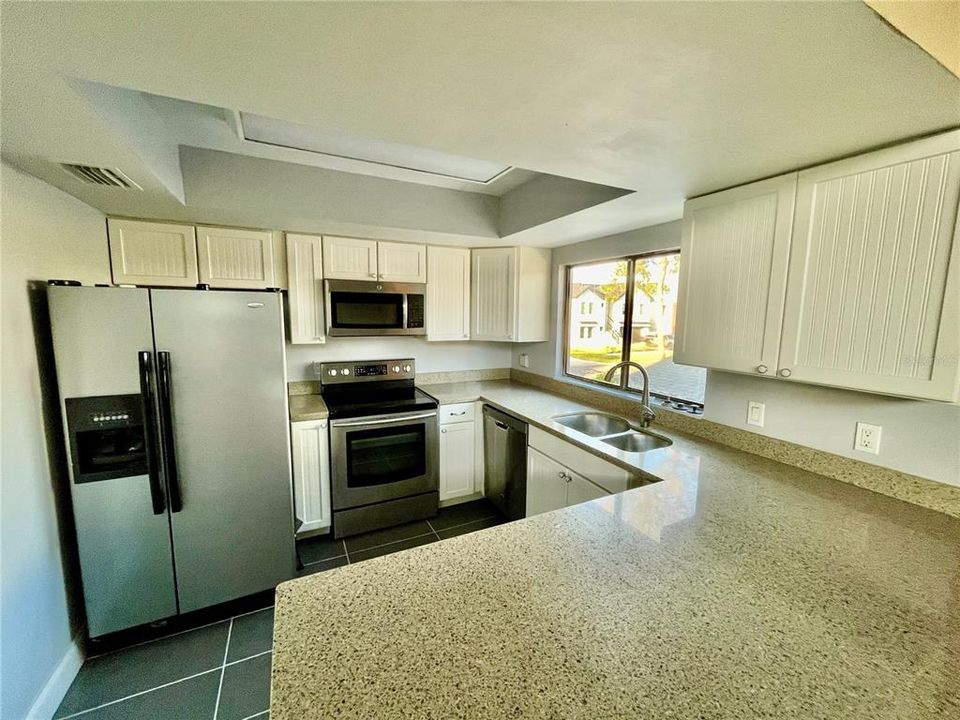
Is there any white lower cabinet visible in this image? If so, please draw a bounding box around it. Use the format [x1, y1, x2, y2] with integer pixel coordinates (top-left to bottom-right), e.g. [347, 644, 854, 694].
[290, 420, 331, 536]
[526, 442, 612, 517]
[438, 402, 483, 503]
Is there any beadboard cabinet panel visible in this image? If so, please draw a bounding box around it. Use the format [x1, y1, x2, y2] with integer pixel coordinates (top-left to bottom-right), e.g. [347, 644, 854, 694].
[779, 132, 960, 401]
[323, 236, 378, 280]
[439, 421, 477, 502]
[291, 420, 331, 536]
[286, 233, 325, 344]
[674, 173, 797, 376]
[427, 246, 471, 341]
[471, 247, 550, 342]
[108, 219, 199, 287]
[196, 226, 278, 289]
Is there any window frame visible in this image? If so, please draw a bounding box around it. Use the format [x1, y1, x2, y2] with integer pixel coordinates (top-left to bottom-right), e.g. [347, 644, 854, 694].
[561, 249, 703, 409]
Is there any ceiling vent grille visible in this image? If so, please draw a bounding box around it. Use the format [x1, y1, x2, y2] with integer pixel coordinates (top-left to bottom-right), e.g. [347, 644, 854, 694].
[61, 164, 141, 189]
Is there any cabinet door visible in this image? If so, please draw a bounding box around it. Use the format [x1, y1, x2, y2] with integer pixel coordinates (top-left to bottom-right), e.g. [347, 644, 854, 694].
[286, 233, 325, 344]
[322, 236, 378, 280]
[472, 247, 516, 341]
[196, 226, 277, 289]
[378, 241, 427, 282]
[566, 472, 608, 508]
[439, 421, 477, 502]
[291, 420, 331, 536]
[779, 132, 960, 401]
[525, 447, 568, 517]
[427, 246, 471, 341]
[674, 173, 797, 376]
[108, 218, 199, 287]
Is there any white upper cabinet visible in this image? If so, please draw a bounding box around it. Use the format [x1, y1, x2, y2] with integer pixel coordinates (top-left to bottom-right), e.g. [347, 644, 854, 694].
[378, 241, 427, 283]
[286, 233, 325, 344]
[674, 173, 797, 376]
[778, 132, 960, 401]
[471, 247, 550, 342]
[322, 236, 378, 280]
[196, 226, 280, 289]
[676, 129, 960, 402]
[108, 219, 199, 287]
[427, 246, 471, 341]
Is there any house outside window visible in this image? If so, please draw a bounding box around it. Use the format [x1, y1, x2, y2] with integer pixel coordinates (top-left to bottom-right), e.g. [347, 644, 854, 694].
[564, 252, 706, 406]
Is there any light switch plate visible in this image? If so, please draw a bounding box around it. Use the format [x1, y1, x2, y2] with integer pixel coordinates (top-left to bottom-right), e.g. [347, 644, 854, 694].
[746, 401, 765, 427]
[855, 422, 882, 455]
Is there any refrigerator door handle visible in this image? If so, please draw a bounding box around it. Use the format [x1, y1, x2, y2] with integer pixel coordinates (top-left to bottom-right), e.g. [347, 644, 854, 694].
[157, 351, 183, 513]
[138, 351, 166, 515]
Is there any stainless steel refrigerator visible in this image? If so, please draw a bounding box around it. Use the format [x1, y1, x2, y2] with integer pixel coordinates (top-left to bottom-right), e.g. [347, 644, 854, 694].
[48, 285, 295, 638]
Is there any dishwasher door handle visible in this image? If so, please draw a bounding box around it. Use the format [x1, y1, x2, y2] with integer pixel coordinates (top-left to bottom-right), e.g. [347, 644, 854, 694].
[494, 420, 509, 430]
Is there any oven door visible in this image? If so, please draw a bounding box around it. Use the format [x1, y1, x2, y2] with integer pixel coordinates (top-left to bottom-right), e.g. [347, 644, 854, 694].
[325, 279, 425, 336]
[330, 410, 438, 510]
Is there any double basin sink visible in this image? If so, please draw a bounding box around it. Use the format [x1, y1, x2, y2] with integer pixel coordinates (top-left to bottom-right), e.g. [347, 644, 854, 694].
[551, 412, 672, 454]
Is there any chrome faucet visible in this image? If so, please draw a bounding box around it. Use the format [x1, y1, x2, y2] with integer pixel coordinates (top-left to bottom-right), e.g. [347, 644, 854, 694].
[603, 361, 656, 428]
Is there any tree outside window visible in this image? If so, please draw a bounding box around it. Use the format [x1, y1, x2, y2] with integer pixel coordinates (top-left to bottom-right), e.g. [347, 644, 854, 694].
[564, 252, 705, 406]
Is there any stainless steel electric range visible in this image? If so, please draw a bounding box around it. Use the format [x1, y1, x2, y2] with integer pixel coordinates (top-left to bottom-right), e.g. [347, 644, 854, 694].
[318, 359, 439, 538]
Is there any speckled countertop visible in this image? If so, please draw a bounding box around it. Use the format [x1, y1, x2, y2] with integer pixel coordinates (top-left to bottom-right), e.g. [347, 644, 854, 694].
[288, 393, 328, 422]
[272, 381, 960, 719]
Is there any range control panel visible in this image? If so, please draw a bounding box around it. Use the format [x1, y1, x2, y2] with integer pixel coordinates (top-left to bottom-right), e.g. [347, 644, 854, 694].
[317, 359, 416, 385]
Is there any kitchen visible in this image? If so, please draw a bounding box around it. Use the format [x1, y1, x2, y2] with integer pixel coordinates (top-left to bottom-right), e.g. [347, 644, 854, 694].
[2, 3, 959, 720]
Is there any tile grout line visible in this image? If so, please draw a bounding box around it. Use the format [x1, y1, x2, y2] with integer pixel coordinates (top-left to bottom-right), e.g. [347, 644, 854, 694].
[299, 509, 500, 567]
[225, 649, 272, 667]
[58, 650, 273, 719]
[238, 711, 269, 720]
[424, 518, 442, 542]
[212, 618, 234, 720]
[55, 667, 223, 720]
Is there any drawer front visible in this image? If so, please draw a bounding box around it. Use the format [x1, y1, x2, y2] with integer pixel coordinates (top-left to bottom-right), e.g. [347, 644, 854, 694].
[528, 426, 630, 494]
[439, 402, 476, 425]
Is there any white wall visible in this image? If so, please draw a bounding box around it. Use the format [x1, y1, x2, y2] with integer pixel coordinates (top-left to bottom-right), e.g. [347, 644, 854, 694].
[286, 338, 512, 381]
[514, 220, 960, 486]
[1, 163, 109, 718]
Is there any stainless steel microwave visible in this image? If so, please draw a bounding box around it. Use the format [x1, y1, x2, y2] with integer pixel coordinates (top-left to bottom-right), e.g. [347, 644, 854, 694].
[325, 280, 426, 336]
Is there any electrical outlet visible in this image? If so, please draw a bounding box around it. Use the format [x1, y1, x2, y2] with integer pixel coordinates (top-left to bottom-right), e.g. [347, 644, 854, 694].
[519, 353, 530, 368]
[854, 422, 882, 455]
[746, 401, 765, 427]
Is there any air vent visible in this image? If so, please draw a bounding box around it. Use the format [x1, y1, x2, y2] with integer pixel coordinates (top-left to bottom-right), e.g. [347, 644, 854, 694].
[61, 164, 141, 189]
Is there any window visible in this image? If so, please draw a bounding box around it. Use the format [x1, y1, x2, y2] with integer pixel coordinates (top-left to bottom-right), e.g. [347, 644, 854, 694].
[564, 252, 706, 407]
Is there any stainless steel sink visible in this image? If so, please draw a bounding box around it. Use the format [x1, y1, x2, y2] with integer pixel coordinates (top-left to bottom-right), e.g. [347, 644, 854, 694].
[552, 412, 632, 437]
[601, 430, 672, 453]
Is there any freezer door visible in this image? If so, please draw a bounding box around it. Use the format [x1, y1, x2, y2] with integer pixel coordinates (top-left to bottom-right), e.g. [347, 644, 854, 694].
[47, 286, 177, 637]
[150, 289, 295, 612]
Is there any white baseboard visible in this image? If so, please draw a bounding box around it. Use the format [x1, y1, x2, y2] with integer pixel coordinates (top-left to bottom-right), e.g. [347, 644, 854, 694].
[26, 639, 83, 720]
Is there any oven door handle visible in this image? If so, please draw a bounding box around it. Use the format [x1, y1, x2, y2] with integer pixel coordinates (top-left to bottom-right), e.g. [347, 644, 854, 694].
[331, 411, 437, 428]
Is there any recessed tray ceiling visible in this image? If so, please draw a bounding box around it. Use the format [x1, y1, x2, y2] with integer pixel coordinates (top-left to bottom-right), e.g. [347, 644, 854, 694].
[239, 111, 512, 184]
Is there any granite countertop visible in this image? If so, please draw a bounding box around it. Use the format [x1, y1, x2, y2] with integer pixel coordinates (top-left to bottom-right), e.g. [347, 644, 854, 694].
[272, 381, 960, 719]
[288, 393, 328, 422]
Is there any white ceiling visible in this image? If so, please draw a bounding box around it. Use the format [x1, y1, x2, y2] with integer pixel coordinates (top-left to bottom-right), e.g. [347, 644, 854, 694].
[1, 2, 958, 247]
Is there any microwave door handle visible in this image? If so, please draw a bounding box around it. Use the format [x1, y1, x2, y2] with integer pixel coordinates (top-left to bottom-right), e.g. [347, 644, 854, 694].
[402, 292, 409, 332]
[138, 351, 166, 515]
[156, 351, 183, 513]
[331, 411, 437, 428]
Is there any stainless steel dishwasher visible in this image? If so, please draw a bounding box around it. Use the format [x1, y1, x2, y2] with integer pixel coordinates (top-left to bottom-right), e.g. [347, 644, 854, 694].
[482, 405, 528, 520]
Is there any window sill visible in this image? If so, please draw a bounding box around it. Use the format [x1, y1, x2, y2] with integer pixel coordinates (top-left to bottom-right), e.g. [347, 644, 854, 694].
[553, 374, 704, 417]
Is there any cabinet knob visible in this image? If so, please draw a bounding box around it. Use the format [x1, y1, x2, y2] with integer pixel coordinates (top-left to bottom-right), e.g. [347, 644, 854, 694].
[441, 428, 447, 434]
[369, 272, 376, 278]
[756, 364, 768, 374]
[779, 368, 792, 378]
[320, 421, 327, 429]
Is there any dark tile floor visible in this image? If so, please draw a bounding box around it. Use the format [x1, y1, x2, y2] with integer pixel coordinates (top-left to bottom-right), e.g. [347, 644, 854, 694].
[56, 500, 503, 719]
